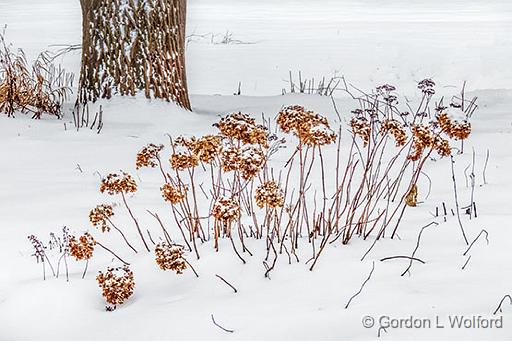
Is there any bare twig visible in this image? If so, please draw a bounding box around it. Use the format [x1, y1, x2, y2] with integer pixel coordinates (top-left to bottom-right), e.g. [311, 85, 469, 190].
[380, 255, 425, 264]
[493, 295, 512, 315]
[401, 222, 438, 276]
[450, 156, 469, 245]
[462, 229, 489, 256]
[215, 274, 238, 293]
[211, 314, 234, 333]
[344, 261, 375, 309]
[184, 259, 199, 278]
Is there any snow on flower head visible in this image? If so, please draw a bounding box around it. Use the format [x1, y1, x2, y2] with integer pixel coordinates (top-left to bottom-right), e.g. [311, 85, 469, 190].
[136, 143, 164, 169]
[277, 105, 336, 146]
[211, 197, 240, 225]
[100, 172, 138, 194]
[214, 112, 269, 147]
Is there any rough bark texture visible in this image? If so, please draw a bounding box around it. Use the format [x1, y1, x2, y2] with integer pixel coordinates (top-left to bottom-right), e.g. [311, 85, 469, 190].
[79, 0, 191, 110]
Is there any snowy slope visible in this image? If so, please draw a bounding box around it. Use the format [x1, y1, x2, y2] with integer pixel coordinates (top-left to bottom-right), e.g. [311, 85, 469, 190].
[1, 0, 511, 95]
[1, 1, 512, 341]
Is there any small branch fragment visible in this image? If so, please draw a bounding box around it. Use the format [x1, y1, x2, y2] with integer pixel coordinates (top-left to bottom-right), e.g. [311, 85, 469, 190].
[345, 261, 375, 309]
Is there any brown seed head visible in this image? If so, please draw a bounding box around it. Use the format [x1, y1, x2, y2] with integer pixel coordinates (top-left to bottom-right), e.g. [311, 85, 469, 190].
[277, 105, 336, 146]
[69, 232, 95, 261]
[154, 242, 187, 274]
[96, 266, 134, 306]
[255, 181, 284, 209]
[100, 172, 137, 195]
[214, 112, 269, 147]
[89, 204, 114, 232]
[135, 143, 164, 169]
[381, 119, 408, 147]
[160, 183, 186, 204]
[211, 198, 240, 225]
[170, 152, 199, 170]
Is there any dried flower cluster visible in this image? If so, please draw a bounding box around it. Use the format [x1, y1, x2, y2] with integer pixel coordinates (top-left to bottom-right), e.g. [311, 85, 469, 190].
[239, 147, 265, 180]
[436, 112, 471, 140]
[69, 233, 95, 261]
[221, 146, 241, 172]
[214, 112, 269, 147]
[221, 146, 266, 180]
[434, 136, 451, 157]
[381, 119, 408, 147]
[211, 198, 240, 225]
[408, 125, 434, 161]
[89, 204, 114, 232]
[255, 181, 284, 208]
[96, 266, 135, 306]
[191, 135, 223, 163]
[160, 183, 186, 204]
[350, 116, 371, 146]
[408, 124, 454, 160]
[135, 143, 164, 169]
[154, 242, 187, 274]
[277, 105, 336, 146]
[27, 235, 46, 263]
[175, 135, 223, 163]
[100, 172, 138, 194]
[170, 152, 199, 170]
[418, 78, 436, 95]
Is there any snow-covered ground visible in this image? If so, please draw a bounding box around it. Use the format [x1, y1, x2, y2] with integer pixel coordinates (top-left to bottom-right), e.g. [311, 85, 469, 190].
[1, 1, 512, 340]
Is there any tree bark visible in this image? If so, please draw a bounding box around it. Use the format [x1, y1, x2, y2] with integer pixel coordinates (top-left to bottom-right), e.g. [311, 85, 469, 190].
[79, 0, 191, 110]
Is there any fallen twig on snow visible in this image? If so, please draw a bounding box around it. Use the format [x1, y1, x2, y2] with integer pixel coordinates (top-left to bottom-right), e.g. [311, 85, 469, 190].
[211, 314, 234, 333]
[401, 222, 438, 276]
[463, 229, 489, 256]
[215, 274, 238, 293]
[380, 255, 425, 264]
[493, 295, 512, 315]
[345, 261, 375, 309]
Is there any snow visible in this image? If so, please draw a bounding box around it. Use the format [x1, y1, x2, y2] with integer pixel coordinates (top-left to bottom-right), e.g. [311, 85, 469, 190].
[1, 1, 512, 341]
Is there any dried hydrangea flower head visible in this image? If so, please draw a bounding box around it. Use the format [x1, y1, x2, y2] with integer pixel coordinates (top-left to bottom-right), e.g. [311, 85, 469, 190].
[221, 145, 266, 180]
[96, 266, 134, 307]
[89, 204, 114, 232]
[255, 181, 284, 209]
[170, 152, 199, 171]
[174, 136, 196, 150]
[69, 232, 95, 261]
[155, 242, 187, 274]
[221, 146, 242, 172]
[380, 119, 408, 147]
[302, 124, 337, 146]
[214, 112, 269, 147]
[434, 136, 451, 157]
[408, 124, 434, 161]
[160, 183, 186, 204]
[436, 112, 471, 140]
[277, 105, 336, 146]
[175, 135, 223, 164]
[135, 143, 164, 169]
[100, 172, 137, 195]
[211, 197, 240, 225]
[191, 134, 223, 163]
[350, 116, 371, 147]
[239, 146, 265, 180]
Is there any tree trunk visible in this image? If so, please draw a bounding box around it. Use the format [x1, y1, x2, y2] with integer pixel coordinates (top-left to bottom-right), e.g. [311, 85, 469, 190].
[78, 0, 191, 110]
